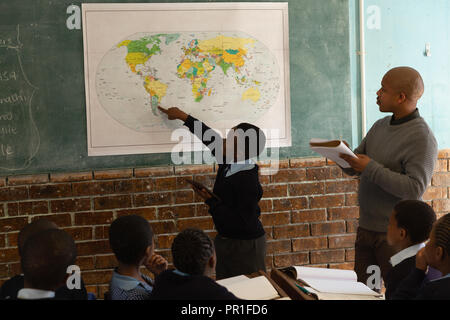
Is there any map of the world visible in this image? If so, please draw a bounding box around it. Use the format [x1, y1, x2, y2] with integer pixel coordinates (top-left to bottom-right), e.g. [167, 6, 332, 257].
[96, 31, 280, 132]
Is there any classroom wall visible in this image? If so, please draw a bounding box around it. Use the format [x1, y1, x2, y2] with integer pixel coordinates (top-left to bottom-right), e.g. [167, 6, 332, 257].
[360, 0, 450, 148]
[0, 151, 448, 298]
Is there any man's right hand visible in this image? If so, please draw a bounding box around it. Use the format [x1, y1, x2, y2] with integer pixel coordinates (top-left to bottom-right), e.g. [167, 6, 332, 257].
[158, 106, 188, 122]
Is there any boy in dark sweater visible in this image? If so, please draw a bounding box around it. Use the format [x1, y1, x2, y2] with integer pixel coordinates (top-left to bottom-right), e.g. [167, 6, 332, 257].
[385, 200, 437, 299]
[159, 106, 266, 279]
[0, 219, 88, 300]
[392, 213, 450, 300]
[150, 228, 238, 300]
[17, 229, 77, 300]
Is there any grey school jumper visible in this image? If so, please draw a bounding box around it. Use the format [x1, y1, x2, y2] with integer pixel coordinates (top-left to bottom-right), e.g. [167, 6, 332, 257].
[344, 109, 438, 232]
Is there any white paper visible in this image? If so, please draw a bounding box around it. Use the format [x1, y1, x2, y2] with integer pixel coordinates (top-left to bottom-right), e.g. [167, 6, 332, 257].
[309, 138, 357, 168]
[216, 275, 250, 287]
[292, 266, 380, 296]
[293, 266, 357, 282]
[222, 276, 280, 300]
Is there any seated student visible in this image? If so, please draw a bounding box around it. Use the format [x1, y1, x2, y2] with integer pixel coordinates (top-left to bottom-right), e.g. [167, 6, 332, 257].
[0, 219, 88, 300]
[385, 200, 437, 299]
[392, 213, 450, 300]
[151, 228, 238, 300]
[108, 215, 168, 300]
[17, 229, 77, 300]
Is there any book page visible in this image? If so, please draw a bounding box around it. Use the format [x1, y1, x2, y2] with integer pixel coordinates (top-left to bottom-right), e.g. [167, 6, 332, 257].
[309, 138, 357, 168]
[222, 276, 280, 300]
[302, 279, 380, 296]
[304, 287, 384, 300]
[293, 266, 357, 282]
[216, 275, 250, 287]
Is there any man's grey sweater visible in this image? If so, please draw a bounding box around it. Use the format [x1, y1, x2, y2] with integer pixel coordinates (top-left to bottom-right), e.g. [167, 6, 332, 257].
[344, 110, 438, 232]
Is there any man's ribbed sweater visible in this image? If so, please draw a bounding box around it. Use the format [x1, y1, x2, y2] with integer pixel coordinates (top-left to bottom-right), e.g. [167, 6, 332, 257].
[344, 110, 438, 232]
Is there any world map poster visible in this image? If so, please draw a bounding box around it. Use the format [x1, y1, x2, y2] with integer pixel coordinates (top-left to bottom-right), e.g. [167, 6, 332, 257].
[83, 3, 290, 156]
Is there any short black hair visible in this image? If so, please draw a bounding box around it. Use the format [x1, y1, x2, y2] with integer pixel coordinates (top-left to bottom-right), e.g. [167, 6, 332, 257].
[21, 229, 76, 291]
[434, 213, 450, 258]
[109, 215, 154, 265]
[171, 228, 214, 276]
[18, 218, 58, 256]
[393, 200, 436, 244]
[234, 123, 266, 160]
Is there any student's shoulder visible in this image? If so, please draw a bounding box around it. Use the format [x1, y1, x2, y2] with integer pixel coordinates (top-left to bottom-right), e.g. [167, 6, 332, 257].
[419, 277, 450, 299]
[0, 274, 24, 299]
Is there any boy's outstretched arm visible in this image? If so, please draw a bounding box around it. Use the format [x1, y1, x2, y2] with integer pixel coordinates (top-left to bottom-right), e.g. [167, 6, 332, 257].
[158, 106, 188, 121]
[158, 106, 223, 159]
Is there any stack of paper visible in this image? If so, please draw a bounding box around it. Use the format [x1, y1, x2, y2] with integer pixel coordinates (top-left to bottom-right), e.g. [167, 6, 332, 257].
[309, 138, 357, 168]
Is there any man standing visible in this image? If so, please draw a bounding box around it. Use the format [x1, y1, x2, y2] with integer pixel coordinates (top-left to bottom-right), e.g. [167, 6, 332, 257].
[340, 67, 438, 287]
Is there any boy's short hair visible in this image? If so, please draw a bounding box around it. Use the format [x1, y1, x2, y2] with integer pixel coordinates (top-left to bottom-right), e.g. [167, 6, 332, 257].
[234, 123, 266, 160]
[394, 200, 436, 244]
[171, 228, 214, 276]
[21, 229, 76, 291]
[434, 213, 450, 257]
[18, 218, 58, 256]
[109, 215, 154, 265]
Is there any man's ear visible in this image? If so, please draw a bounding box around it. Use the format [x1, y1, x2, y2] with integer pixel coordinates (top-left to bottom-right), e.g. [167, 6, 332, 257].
[398, 92, 407, 104]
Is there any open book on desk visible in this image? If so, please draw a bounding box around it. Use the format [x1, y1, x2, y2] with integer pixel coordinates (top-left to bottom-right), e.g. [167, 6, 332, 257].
[281, 266, 384, 300]
[217, 275, 281, 300]
[309, 139, 357, 168]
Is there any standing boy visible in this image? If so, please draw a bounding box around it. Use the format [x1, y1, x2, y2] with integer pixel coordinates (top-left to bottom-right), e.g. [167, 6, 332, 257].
[158, 106, 267, 279]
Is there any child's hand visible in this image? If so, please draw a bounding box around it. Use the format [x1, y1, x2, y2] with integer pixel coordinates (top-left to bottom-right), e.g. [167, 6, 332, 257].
[415, 247, 428, 271]
[145, 254, 168, 276]
[158, 106, 188, 121]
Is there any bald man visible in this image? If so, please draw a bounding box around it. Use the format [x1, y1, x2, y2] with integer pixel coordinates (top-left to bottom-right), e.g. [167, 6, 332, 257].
[340, 67, 438, 288]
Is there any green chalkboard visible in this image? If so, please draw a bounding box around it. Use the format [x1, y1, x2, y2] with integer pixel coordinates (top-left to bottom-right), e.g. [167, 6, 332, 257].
[0, 0, 352, 175]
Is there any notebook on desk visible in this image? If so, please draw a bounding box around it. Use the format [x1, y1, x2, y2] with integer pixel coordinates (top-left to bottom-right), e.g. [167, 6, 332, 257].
[217, 275, 281, 300]
[281, 266, 384, 300]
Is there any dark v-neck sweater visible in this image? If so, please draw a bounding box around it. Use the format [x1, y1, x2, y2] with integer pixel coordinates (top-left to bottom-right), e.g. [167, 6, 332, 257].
[184, 115, 265, 240]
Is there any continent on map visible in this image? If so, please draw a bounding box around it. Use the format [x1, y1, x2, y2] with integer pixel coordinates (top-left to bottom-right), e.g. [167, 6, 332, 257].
[117, 34, 180, 112]
[176, 35, 261, 102]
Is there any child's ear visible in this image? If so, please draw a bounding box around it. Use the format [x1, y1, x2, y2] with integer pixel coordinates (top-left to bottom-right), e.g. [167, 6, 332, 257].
[208, 254, 216, 269]
[436, 246, 444, 261]
[399, 228, 407, 240]
[146, 245, 154, 258]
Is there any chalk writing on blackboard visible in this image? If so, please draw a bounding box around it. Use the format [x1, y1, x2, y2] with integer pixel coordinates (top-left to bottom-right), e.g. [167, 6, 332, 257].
[0, 24, 40, 170]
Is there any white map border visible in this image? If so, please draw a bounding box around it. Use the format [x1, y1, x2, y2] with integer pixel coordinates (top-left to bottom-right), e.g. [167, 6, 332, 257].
[82, 2, 291, 156]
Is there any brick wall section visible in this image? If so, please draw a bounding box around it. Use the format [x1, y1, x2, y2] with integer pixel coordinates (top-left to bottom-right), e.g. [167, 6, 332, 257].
[0, 150, 448, 298]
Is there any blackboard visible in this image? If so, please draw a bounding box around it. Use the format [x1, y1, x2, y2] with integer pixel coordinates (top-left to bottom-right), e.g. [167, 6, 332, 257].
[0, 0, 352, 175]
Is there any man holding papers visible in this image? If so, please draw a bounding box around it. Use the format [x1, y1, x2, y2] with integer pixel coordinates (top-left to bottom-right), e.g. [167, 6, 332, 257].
[338, 67, 438, 288]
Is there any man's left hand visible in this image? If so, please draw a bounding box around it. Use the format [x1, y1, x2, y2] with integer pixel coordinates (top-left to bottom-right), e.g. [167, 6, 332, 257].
[340, 154, 371, 172]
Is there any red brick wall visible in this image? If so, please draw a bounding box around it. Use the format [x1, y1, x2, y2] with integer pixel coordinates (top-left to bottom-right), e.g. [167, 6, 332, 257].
[0, 150, 449, 298]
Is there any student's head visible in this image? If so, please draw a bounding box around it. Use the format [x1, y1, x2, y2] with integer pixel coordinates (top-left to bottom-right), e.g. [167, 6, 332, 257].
[21, 229, 76, 291]
[423, 214, 450, 271]
[376, 66, 424, 113]
[223, 123, 266, 163]
[109, 215, 154, 266]
[387, 200, 436, 250]
[171, 228, 215, 277]
[18, 218, 58, 256]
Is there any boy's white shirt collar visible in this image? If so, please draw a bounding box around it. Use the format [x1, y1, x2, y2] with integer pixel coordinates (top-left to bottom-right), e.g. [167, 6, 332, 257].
[390, 242, 425, 267]
[225, 159, 255, 177]
[17, 288, 55, 300]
